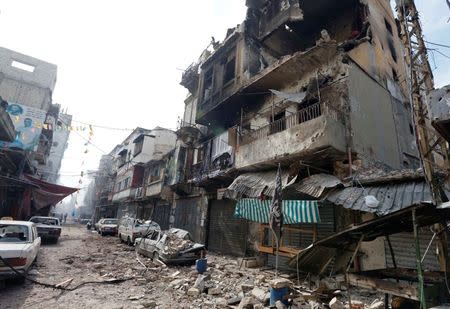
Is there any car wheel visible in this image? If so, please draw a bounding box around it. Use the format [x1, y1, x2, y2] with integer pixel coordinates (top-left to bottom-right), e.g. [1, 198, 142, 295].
[152, 252, 159, 261]
[126, 236, 132, 246]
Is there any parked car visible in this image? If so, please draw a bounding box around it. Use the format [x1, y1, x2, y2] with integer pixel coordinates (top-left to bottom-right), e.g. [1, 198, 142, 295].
[98, 218, 119, 236]
[29, 216, 62, 243]
[135, 228, 205, 265]
[0, 220, 41, 281]
[118, 217, 160, 245]
[94, 219, 105, 231]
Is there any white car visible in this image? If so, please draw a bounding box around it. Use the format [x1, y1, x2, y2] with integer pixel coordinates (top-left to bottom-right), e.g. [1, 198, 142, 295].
[0, 220, 41, 281]
[118, 217, 160, 245]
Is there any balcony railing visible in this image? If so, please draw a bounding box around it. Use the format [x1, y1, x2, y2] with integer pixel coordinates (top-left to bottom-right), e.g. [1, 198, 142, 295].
[241, 102, 322, 145]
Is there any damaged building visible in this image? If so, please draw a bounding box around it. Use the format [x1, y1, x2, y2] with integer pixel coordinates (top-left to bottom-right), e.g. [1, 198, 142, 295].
[174, 0, 421, 257]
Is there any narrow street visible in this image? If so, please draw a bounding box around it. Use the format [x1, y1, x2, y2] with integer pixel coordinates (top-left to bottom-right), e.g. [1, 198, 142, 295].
[0, 224, 386, 309]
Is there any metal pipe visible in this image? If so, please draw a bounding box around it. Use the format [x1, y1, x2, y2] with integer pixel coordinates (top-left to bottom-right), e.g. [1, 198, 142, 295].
[412, 208, 427, 309]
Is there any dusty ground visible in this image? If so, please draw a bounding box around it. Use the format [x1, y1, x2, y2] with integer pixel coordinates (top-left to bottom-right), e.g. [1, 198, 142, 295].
[0, 225, 383, 309]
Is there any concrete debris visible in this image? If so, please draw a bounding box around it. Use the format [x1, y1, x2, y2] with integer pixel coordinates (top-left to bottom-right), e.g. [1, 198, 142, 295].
[208, 287, 221, 295]
[369, 300, 385, 309]
[237, 297, 257, 309]
[241, 282, 255, 292]
[275, 300, 287, 309]
[270, 278, 293, 289]
[251, 287, 269, 303]
[329, 297, 344, 309]
[187, 287, 200, 296]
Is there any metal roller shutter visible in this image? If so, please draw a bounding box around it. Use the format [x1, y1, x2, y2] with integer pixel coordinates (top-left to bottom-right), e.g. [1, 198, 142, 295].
[385, 228, 442, 271]
[152, 202, 170, 230]
[208, 200, 248, 256]
[174, 197, 203, 243]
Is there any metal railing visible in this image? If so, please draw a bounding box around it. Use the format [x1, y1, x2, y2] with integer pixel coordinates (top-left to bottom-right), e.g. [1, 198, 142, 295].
[241, 102, 322, 145]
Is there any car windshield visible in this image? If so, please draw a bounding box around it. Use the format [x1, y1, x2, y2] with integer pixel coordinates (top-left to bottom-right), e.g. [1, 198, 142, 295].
[103, 219, 118, 224]
[0, 224, 29, 243]
[30, 217, 59, 225]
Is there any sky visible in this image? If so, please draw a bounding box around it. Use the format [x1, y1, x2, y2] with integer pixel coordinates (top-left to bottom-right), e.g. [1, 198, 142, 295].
[0, 0, 449, 203]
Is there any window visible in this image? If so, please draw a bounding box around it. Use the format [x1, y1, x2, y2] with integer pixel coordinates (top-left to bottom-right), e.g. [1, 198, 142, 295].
[124, 177, 130, 189]
[134, 140, 143, 156]
[148, 166, 161, 183]
[223, 57, 236, 85]
[211, 131, 232, 159]
[203, 69, 213, 102]
[11, 60, 35, 72]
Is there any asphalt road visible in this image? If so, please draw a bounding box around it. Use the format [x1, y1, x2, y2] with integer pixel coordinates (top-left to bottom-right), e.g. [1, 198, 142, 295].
[0, 224, 154, 309]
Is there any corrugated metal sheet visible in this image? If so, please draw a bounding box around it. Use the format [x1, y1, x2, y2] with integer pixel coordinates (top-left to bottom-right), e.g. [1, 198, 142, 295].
[325, 181, 436, 215]
[208, 200, 248, 256]
[289, 174, 342, 198]
[385, 229, 442, 271]
[224, 170, 294, 199]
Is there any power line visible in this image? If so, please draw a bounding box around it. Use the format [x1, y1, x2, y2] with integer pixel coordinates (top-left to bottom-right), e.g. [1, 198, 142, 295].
[425, 40, 450, 49]
[70, 119, 134, 132]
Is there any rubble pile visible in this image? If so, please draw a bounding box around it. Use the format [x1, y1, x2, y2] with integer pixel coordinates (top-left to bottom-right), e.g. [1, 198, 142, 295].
[56, 235, 385, 308]
[162, 233, 193, 255]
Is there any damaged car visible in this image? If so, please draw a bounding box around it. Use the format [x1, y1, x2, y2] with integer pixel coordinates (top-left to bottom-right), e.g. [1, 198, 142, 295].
[29, 216, 62, 243]
[0, 220, 41, 282]
[135, 228, 205, 265]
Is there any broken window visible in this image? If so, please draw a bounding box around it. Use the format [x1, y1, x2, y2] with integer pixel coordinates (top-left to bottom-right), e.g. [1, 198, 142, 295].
[148, 166, 161, 183]
[203, 69, 213, 102]
[223, 57, 236, 85]
[134, 140, 143, 156]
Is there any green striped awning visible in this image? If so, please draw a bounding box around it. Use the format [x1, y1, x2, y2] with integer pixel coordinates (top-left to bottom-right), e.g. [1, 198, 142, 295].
[234, 199, 320, 224]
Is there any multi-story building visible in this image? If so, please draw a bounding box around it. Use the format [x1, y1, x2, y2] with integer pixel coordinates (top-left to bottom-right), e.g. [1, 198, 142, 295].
[108, 127, 176, 219]
[168, 0, 450, 273]
[0, 47, 76, 219]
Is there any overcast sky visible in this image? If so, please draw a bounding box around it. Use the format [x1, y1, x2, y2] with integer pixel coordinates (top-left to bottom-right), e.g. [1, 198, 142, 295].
[0, 0, 449, 202]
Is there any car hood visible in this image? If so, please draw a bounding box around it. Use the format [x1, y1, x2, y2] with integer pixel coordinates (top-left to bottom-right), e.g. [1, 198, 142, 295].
[102, 224, 117, 228]
[0, 243, 33, 258]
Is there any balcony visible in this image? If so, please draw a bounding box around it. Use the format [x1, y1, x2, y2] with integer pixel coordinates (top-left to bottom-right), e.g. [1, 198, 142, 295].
[0, 106, 15, 142]
[235, 103, 347, 171]
[241, 103, 322, 145]
[145, 180, 163, 197]
[196, 41, 339, 127]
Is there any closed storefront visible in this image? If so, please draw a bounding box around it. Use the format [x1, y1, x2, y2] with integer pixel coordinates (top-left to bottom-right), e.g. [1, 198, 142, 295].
[207, 199, 248, 256]
[152, 202, 170, 230]
[174, 196, 206, 243]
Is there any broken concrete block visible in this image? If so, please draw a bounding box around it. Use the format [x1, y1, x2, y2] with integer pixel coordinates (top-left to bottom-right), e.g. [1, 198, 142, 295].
[136, 278, 147, 284]
[169, 278, 187, 287]
[369, 301, 384, 309]
[241, 283, 255, 292]
[128, 295, 144, 301]
[275, 300, 287, 309]
[141, 301, 157, 308]
[237, 297, 256, 309]
[194, 275, 205, 292]
[251, 287, 268, 303]
[187, 287, 200, 296]
[227, 296, 243, 305]
[253, 304, 264, 309]
[269, 278, 293, 289]
[214, 298, 228, 306]
[329, 297, 344, 309]
[208, 287, 221, 295]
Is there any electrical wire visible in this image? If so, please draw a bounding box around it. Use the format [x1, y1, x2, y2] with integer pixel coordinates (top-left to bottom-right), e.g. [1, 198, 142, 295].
[425, 40, 450, 49]
[0, 255, 134, 291]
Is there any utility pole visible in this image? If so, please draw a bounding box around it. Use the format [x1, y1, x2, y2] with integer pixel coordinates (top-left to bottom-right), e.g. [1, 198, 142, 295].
[396, 0, 449, 205]
[396, 1, 450, 307]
